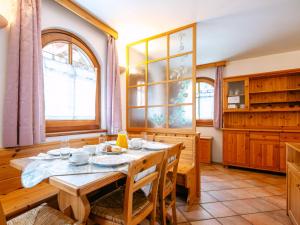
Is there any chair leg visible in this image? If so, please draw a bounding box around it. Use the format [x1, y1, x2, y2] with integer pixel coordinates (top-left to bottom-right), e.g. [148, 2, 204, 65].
[159, 200, 167, 225]
[171, 204, 177, 225]
[150, 207, 157, 225]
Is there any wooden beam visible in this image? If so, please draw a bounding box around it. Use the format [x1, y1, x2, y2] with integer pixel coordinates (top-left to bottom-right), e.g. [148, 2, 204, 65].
[54, 0, 118, 39]
[196, 61, 226, 70]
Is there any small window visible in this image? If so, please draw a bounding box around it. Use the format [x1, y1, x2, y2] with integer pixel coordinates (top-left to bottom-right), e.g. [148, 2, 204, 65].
[42, 30, 100, 133]
[196, 78, 214, 126]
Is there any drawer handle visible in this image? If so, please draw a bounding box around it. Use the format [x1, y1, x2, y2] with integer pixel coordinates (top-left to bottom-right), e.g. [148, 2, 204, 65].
[297, 184, 300, 190]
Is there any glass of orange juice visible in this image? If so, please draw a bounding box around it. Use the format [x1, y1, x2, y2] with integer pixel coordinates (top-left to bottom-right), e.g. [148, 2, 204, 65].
[116, 130, 129, 148]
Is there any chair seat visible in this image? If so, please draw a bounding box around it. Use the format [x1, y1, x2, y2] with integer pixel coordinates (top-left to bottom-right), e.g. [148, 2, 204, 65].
[91, 188, 150, 224]
[7, 204, 75, 225]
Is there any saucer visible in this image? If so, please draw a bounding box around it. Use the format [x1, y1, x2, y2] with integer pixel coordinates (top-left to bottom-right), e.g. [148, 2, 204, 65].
[69, 159, 89, 166]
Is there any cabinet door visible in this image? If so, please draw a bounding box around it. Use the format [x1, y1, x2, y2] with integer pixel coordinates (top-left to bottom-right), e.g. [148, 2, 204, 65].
[250, 140, 279, 171]
[223, 77, 249, 112]
[288, 168, 300, 225]
[223, 131, 249, 166]
[198, 138, 212, 163]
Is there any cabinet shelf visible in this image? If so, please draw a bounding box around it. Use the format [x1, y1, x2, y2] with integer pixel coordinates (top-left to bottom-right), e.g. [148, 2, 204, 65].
[250, 101, 300, 104]
[227, 94, 245, 97]
[249, 88, 300, 94]
[249, 107, 300, 112]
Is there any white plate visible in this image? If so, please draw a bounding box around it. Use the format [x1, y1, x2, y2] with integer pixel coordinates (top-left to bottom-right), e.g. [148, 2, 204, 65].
[47, 148, 75, 156]
[106, 140, 117, 145]
[91, 155, 134, 166]
[102, 148, 127, 155]
[143, 142, 170, 151]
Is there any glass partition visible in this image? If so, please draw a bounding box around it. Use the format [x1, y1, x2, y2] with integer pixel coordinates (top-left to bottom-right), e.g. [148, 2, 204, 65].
[127, 24, 196, 131]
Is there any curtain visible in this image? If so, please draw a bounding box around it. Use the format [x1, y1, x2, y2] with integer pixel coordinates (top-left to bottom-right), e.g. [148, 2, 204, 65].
[3, 0, 45, 147]
[214, 66, 224, 129]
[106, 36, 122, 134]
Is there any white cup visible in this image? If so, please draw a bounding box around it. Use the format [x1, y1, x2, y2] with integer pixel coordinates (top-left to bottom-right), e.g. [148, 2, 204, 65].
[69, 151, 89, 164]
[83, 145, 97, 156]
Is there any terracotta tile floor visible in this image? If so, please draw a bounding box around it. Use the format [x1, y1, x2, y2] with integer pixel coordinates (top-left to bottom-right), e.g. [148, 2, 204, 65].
[174, 164, 291, 225]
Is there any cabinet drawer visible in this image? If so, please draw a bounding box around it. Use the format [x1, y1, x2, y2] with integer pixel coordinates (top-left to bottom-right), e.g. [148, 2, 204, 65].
[250, 132, 279, 141]
[280, 133, 300, 142]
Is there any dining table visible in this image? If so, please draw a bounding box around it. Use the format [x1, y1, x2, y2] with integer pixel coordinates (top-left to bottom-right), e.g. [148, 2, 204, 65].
[9, 142, 172, 224]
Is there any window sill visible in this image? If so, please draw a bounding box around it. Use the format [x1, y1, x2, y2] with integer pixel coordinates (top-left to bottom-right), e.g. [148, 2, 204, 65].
[196, 120, 214, 127]
[46, 129, 107, 137]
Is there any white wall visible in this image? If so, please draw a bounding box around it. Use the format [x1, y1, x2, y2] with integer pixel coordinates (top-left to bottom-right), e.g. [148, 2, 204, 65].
[0, 0, 108, 147]
[197, 50, 300, 163]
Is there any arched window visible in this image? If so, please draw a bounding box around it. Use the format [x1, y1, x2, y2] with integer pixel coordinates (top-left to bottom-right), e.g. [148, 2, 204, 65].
[196, 77, 214, 126]
[42, 29, 100, 133]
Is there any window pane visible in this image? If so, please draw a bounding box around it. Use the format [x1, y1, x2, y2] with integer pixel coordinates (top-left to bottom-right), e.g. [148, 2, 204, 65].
[43, 42, 69, 64]
[148, 83, 167, 106]
[148, 60, 166, 83]
[72, 44, 93, 67]
[128, 64, 145, 86]
[147, 107, 166, 128]
[148, 36, 167, 60]
[196, 81, 214, 120]
[129, 42, 146, 66]
[128, 108, 145, 128]
[128, 86, 145, 107]
[169, 105, 193, 128]
[169, 28, 193, 56]
[43, 43, 97, 120]
[169, 80, 193, 104]
[169, 54, 193, 80]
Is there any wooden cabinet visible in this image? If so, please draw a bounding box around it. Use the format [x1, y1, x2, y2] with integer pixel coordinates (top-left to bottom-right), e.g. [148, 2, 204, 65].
[223, 130, 300, 172]
[198, 136, 213, 163]
[223, 77, 249, 112]
[249, 133, 280, 171]
[223, 131, 249, 167]
[287, 143, 300, 225]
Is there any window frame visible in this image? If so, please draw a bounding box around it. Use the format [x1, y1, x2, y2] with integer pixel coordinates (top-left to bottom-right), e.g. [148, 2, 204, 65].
[196, 77, 215, 127]
[42, 29, 101, 134]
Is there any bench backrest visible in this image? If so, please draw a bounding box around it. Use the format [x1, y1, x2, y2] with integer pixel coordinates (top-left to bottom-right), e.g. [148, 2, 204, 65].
[154, 134, 196, 166]
[128, 132, 198, 166]
[0, 137, 99, 195]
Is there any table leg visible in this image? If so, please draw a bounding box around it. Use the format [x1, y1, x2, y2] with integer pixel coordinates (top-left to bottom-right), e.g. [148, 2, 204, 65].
[58, 190, 90, 224]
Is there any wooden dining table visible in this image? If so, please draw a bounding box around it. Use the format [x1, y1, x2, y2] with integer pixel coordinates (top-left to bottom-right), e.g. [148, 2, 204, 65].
[9, 144, 173, 224]
[10, 157, 126, 224]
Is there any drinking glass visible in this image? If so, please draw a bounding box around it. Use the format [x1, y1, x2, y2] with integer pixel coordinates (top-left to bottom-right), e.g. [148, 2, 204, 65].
[99, 135, 107, 144]
[141, 132, 148, 141]
[60, 136, 70, 159]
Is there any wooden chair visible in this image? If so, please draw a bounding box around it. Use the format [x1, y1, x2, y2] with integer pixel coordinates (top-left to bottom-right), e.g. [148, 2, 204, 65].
[90, 151, 166, 225]
[0, 201, 78, 225]
[158, 143, 183, 225]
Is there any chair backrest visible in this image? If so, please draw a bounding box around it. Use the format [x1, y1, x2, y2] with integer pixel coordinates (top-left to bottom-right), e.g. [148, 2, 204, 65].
[0, 202, 6, 225]
[123, 151, 165, 225]
[159, 143, 183, 199]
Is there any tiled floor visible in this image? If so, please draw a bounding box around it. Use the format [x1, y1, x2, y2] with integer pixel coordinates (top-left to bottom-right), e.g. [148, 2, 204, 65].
[174, 164, 291, 225]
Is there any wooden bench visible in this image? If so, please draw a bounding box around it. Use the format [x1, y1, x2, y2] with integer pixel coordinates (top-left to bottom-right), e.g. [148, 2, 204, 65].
[0, 183, 58, 220]
[0, 136, 99, 219]
[128, 132, 200, 204]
